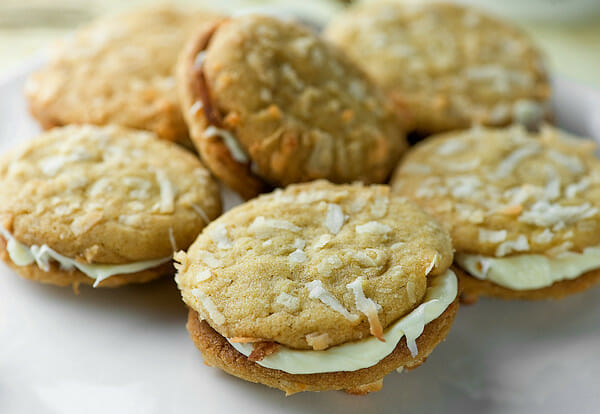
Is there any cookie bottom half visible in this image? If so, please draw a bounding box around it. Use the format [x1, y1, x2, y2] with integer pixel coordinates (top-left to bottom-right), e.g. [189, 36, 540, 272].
[454, 265, 600, 303]
[186, 300, 459, 395]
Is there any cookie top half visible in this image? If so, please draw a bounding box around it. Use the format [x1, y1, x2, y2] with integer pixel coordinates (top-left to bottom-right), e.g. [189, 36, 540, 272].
[25, 6, 222, 142]
[0, 125, 221, 264]
[324, 2, 551, 133]
[391, 126, 600, 257]
[175, 180, 452, 350]
[178, 15, 408, 199]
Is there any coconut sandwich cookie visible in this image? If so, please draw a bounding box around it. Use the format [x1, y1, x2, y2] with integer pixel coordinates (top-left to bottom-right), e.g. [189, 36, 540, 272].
[0, 125, 221, 288]
[324, 2, 551, 135]
[177, 15, 408, 199]
[175, 181, 458, 394]
[25, 6, 223, 143]
[391, 125, 600, 301]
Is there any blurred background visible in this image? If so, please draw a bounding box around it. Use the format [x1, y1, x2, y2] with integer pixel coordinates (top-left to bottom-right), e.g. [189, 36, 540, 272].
[1, 0, 599, 87]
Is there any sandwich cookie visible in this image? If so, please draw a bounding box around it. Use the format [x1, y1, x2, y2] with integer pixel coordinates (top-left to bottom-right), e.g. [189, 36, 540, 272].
[0, 125, 221, 288]
[324, 2, 551, 135]
[391, 125, 600, 301]
[25, 6, 222, 142]
[175, 180, 458, 394]
[177, 15, 408, 199]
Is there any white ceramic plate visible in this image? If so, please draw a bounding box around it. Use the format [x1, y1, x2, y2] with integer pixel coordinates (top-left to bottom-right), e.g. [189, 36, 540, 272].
[0, 57, 599, 414]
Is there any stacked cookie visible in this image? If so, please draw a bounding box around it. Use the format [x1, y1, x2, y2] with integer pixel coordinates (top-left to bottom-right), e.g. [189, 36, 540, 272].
[1, 1, 596, 396]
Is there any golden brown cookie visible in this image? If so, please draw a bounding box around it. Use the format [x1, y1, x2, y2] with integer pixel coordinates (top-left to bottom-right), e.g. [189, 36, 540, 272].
[391, 125, 600, 301]
[176, 180, 458, 393]
[0, 125, 221, 288]
[324, 2, 551, 134]
[177, 15, 408, 199]
[25, 6, 222, 142]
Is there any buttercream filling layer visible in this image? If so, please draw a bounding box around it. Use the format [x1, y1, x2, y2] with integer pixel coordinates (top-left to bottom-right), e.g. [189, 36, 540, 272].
[0, 227, 171, 287]
[455, 246, 600, 290]
[229, 270, 457, 374]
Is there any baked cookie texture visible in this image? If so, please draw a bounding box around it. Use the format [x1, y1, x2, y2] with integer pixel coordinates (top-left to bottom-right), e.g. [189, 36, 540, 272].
[324, 2, 551, 134]
[25, 6, 222, 142]
[391, 125, 600, 299]
[176, 181, 457, 393]
[0, 125, 221, 287]
[177, 15, 408, 199]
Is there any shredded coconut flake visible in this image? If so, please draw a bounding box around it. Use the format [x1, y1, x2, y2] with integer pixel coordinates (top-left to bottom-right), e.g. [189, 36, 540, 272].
[565, 178, 590, 199]
[478, 229, 507, 243]
[355, 221, 391, 236]
[449, 176, 481, 199]
[347, 277, 384, 341]
[276, 292, 299, 311]
[316, 255, 343, 276]
[436, 139, 467, 156]
[293, 239, 306, 250]
[210, 223, 232, 250]
[548, 150, 584, 174]
[196, 269, 212, 282]
[325, 203, 346, 234]
[191, 204, 210, 223]
[349, 250, 378, 267]
[405, 280, 417, 302]
[71, 212, 102, 236]
[305, 280, 358, 321]
[495, 235, 530, 256]
[189, 100, 203, 116]
[533, 229, 554, 244]
[154, 169, 175, 213]
[546, 241, 575, 256]
[513, 99, 545, 127]
[39, 155, 68, 176]
[494, 143, 541, 178]
[191, 288, 225, 325]
[305, 332, 331, 351]
[194, 51, 206, 70]
[445, 159, 480, 172]
[289, 239, 307, 262]
[313, 234, 333, 250]
[348, 197, 367, 213]
[425, 254, 438, 275]
[168, 227, 177, 252]
[198, 251, 222, 268]
[519, 201, 598, 229]
[249, 216, 301, 237]
[289, 249, 307, 263]
[543, 170, 561, 201]
[204, 126, 248, 163]
[370, 196, 389, 218]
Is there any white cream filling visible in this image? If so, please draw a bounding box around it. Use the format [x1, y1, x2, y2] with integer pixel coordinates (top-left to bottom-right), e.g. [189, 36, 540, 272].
[0, 227, 171, 287]
[455, 246, 600, 290]
[229, 270, 457, 374]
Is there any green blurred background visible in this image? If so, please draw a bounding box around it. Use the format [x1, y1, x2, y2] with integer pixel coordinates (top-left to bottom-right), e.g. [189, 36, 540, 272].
[1, 0, 599, 88]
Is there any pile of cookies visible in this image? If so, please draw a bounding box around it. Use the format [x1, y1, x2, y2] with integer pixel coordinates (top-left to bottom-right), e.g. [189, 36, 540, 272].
[1, 2, 598, 395]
